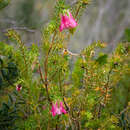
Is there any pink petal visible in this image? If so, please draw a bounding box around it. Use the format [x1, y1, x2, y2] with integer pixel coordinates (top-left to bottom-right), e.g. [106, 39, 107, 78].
[55, 102, 58, 107]
[60, 102, 67, 114]
[69, 18, 77, 27]
[59, 11, 78, 32]
[51, 104, 56, 117]
[56, 108, 62, 115]
[59, 24, 64, 32]
[51, 101, 67, 117]
[55, 102, 62, 115]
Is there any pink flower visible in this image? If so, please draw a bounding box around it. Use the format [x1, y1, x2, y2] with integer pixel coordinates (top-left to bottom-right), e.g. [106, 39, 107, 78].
[59, 11, 78, 32]
[51, 101, 67, 117]
[16, 84, 22, 91]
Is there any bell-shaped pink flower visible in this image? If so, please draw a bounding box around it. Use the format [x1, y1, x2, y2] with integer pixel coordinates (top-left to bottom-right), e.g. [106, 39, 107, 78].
[59, 11, 78, 32]
[16, 84, 22, 91]
[51, 101, 67, 117]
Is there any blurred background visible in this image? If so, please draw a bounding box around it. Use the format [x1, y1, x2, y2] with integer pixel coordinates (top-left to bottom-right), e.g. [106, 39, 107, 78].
[0, 0, 130, 52]
[0, 1, 130, 128]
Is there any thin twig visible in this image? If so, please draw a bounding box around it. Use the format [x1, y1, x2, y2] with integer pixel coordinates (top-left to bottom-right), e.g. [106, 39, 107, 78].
[38, 63, 45, 84]
[75, 4, 82, 19]
[3, 27, 35, 33]
[44, 31, 57, 105]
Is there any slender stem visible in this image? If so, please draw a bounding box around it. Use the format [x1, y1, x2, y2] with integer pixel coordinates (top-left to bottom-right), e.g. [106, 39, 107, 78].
[44, 31, 56, 105]
[55, 115, 60, 130]
[58, 70, 70, 112]
[44, 32, 56, 81]
[75, 4, 82, 19]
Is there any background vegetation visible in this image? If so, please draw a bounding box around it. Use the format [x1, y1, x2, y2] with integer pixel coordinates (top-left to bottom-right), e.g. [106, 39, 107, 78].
[0, 0, 130, 129]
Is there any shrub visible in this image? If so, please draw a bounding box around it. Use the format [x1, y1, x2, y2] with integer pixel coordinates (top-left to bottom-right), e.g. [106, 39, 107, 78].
[0, 0, 129, 129]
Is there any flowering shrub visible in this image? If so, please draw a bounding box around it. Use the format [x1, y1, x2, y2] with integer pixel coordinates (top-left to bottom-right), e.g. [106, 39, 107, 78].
[0, 0, 130, 129]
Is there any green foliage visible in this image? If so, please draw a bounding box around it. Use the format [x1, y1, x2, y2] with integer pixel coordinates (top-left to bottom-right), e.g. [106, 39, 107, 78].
[0, 42, 19, 89]
[0, 94, 19, 130]
[0, 0, 10, 10]
[96, 53, 108, 65]
[0, 0, 129, 129]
